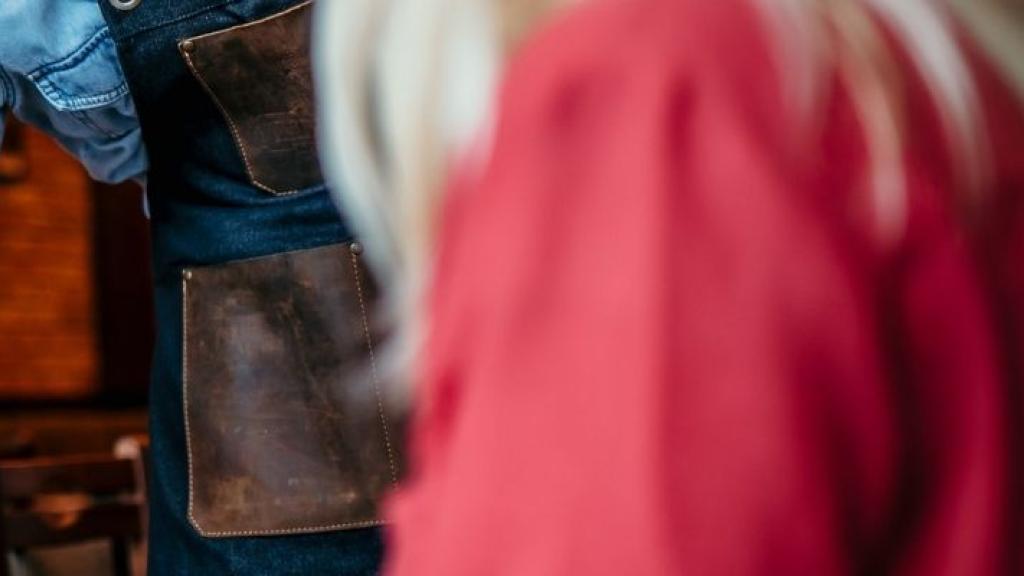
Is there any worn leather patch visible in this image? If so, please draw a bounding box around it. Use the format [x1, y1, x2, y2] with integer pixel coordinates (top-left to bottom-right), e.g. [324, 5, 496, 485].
[182, 243, 400, 537]
[179, 1, 322, 195]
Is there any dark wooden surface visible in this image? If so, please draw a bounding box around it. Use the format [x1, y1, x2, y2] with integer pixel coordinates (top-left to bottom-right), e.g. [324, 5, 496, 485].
[0, 451, 146, 576]
[0, 454, 136, 499]
[3, 501, 142, 549]
[0, 122, 154, 405]
[92, 180, 154, 406]
[0, 126, 98, 401]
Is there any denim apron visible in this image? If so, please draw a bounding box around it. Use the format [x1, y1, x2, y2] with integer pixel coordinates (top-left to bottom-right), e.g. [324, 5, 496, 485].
[97, 1, 395, 573]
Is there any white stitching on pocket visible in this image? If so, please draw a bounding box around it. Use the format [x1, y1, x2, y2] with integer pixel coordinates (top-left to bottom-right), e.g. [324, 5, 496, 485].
[181, 245, 394, 538]
[177, 0, 316, 197]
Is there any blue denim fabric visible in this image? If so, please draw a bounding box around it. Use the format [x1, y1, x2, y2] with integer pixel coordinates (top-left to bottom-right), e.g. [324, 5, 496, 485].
[97, 0, 382, 574]
[0, 0, 147, 183]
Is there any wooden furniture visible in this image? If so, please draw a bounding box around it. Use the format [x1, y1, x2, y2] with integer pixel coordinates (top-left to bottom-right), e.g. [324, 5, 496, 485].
[0, 447, 147, 576]
[0, 125, 98, 402]
[0, 116, 29, 184]
[0, 127, 154, 404]
[0, 431, 34, 461]
[91, 181, 155, 406]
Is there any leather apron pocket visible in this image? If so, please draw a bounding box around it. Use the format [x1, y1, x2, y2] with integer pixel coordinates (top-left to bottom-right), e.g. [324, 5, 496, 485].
[178, 1, 322, 195]
[182, 243, 400, 537]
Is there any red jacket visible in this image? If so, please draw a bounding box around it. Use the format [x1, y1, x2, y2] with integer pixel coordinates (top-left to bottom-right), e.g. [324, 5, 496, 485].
[387, 0, 1024, 573]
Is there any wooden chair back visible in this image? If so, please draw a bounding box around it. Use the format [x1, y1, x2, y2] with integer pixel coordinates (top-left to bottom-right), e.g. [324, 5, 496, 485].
[0, 451, 146, 576]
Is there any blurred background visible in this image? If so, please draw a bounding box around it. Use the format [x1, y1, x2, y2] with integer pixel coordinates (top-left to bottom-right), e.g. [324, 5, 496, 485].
[0, 115, 153, 576]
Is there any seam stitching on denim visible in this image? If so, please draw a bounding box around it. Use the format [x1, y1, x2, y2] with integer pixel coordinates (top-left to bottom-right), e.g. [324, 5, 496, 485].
[26, 28, 129, 110]
[28, 27, 113, 79]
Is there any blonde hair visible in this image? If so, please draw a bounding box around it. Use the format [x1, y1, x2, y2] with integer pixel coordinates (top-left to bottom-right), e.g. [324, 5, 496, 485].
[314, 0, 1022, 389]
[754, 0, 991, 240]
[314, 0, 572, 395]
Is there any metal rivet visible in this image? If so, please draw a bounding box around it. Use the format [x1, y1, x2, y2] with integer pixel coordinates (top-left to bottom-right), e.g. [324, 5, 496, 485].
[109, 0, 142, 11]
[180, 40, 195, 53]
[350, 242, 364, 256]
[183, 270, 193, 281]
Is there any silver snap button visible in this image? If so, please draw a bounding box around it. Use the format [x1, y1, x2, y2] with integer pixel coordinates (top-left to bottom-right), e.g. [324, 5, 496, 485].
[183, 269, 193, 281]
[180, 40, 195, 53]
[109, 0, 142, 11]
[350, 242, 364, 256]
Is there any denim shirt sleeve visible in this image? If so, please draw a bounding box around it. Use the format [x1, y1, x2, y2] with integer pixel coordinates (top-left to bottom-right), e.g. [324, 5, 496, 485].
[0, 0, 147, 184]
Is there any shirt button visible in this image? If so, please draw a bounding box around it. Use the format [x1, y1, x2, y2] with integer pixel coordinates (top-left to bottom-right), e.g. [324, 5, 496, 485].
[109, 0, 142, 11]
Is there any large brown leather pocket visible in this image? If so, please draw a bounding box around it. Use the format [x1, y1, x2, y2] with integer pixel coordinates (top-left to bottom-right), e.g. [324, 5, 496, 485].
[182, 243, 400, 537]
[179, 1, 322, 195]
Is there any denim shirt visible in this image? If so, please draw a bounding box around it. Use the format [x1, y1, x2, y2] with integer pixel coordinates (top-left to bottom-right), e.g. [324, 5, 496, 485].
[0, 0, 147, 184]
